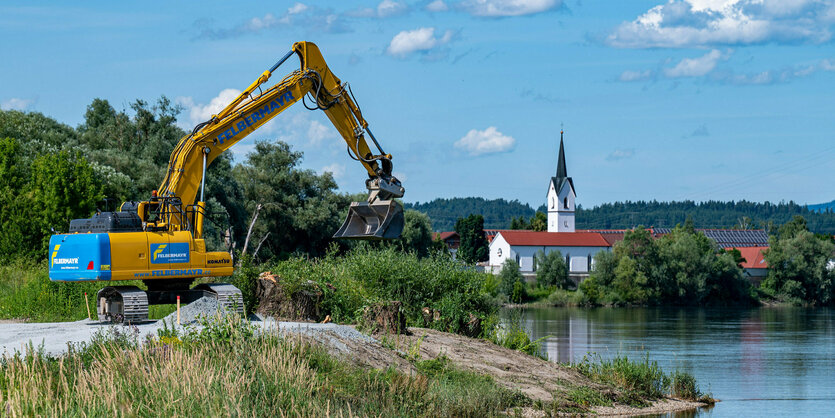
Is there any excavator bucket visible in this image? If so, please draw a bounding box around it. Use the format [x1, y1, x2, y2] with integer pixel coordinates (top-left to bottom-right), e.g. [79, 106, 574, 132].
[334, 200, 404, 240]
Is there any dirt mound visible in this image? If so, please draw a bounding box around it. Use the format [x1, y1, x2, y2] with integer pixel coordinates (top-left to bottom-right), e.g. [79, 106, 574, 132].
[255, 272, 322, 321]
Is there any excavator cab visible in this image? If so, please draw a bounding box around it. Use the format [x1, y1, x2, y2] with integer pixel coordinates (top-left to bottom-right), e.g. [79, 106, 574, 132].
[334, 175, 405, 240]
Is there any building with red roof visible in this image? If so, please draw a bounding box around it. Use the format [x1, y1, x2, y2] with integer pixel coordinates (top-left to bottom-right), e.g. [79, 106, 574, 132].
[486, 134, 770, 284]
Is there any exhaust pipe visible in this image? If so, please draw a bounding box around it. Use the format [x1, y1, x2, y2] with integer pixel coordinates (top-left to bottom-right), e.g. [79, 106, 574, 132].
[333, 200, 404, 240]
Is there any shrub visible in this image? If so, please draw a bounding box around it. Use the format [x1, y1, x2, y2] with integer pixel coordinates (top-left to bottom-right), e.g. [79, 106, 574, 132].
[574, 353, 670, 398]
[498, 259, 524, 298]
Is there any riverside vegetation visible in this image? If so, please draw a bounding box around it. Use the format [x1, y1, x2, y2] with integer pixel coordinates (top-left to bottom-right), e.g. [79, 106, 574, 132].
[499, 217, 835, 308]
[0, 314, 710, 416]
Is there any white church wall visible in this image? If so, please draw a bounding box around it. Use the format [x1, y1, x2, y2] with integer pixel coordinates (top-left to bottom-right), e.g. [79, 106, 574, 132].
[489, 243, 609, 274]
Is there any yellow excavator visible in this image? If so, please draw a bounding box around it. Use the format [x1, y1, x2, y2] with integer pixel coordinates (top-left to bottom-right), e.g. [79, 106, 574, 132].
[48, 42, 405, 322]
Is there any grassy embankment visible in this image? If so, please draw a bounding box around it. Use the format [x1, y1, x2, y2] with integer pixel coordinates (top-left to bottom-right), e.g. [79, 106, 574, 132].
[0, 317, 528, 416]
[0, 260, 178, 321]
[0, 315, 710, 416]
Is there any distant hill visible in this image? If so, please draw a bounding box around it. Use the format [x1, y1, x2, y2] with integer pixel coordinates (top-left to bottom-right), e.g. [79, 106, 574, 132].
[807, 200, 835, 213]
[404, 198, 535, 231]
[408, 198, 835, 235]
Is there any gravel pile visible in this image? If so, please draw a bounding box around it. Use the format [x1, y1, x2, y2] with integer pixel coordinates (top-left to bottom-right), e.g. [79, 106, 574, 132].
[160, 297, 224, 325]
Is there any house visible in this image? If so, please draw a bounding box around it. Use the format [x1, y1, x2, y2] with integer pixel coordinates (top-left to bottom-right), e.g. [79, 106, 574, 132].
[726, 246, 769, 285]
[486, 131, 770, 284]
[433, 231, 460, 258]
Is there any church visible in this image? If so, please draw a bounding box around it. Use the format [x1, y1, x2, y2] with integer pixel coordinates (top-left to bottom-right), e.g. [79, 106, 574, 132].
[485, 132, 769, 283]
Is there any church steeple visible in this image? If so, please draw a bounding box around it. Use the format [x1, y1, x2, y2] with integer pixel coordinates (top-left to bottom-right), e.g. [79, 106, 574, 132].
[556, 130, 567, 180]
[547, 129, 576, 233]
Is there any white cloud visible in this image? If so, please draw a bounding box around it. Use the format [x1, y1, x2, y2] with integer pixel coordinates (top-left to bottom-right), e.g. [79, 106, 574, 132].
[607, 0, 835, 48]
[307, 119, 337, 146]
[619, 69, 654, 82]
[196, 4, 350, 39]
[321, 163, 345, 178]
[0, 97, 35, 111]
[663, 49, 725, 77]
[378, 0, 408, 17]
[426, 0, 449, 12]
[348, 0, 409, 18]
[606, 148, 635, 161]
[460, 0, 561, 17]
[387, 27, 454, 57]
[176, 88, 242, 129]
[454, 126, 516, 156]
[287, 3, 308, 15]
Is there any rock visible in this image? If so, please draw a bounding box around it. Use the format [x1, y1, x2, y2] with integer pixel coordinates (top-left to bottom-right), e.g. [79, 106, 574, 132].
[255, 272, 322, 321]
[361, 301, 409, 335]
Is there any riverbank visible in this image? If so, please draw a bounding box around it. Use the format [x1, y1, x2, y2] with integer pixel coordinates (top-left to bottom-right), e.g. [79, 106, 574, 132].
[0, 314, 710, 416]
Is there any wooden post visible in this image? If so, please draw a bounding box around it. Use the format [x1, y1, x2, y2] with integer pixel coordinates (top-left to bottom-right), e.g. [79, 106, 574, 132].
[84, 292, 91, 320]
[177, 295, 181, 325]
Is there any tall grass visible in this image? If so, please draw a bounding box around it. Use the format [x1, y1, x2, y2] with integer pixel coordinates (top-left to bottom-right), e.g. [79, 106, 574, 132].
[0, 260, 175, 322]
[573, 353, 712, 403]
[234, 247, 497, 335]
[0, 316, 529, 417]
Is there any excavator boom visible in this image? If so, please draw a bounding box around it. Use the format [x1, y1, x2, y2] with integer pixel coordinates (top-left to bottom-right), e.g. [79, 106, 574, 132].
[48, 42, 405, 323]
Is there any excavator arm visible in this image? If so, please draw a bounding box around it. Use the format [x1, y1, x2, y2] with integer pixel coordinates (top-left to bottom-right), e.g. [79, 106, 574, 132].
[150, 41, 404, 240]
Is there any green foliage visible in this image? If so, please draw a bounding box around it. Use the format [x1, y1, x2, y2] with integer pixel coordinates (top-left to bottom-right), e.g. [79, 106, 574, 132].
[0, 138, 103, 260]
[254, 248, 495, 335]
[233, 140, 351, 259]
[578, 276, 602, 306]
[574, 353, 670, 399]
[391, 209, 434, 258]
[488, 310, 547, 358]
[590, 226, 752, 306]
[410, 197, 835, 235]
[535, 250, 570, 289]
[454, 213, 489, 263]
[405, 197, 537, 231]
[763, 225, 835, 305]
[498, 259, 524, 299]
[670, 370, 709, 401]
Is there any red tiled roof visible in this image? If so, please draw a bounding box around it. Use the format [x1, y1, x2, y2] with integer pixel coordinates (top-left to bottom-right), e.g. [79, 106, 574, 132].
[725, 246, 768, 269]
[496, 230, 610, 247]
[432, 231, 459, 241]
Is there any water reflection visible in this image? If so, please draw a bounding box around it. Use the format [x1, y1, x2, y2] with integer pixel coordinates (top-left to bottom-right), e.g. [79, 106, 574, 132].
[511, 307, 835, 416]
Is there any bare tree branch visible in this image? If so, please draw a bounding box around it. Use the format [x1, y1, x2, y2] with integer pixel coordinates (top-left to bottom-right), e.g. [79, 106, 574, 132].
[242, 203, 262, 257]
[253, 232, 271, 262]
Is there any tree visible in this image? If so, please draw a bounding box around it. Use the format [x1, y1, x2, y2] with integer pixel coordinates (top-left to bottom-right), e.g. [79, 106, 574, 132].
[535, 250, 569, 288]
[454, 214, 488, 264]
[530, 211, 547, 231]
[499, 259, 524, 300]
[395, 210, 434, 257]
[232, 140, 349, 259]
[763, 228, 835, 305]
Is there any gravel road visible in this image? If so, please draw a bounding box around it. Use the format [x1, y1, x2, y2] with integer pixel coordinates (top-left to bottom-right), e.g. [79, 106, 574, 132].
[0, 297, 374, 356]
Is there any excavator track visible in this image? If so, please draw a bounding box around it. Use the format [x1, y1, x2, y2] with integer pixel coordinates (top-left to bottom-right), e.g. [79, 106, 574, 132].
[96, 283, 244, 324]
[97, 286, 149, 323]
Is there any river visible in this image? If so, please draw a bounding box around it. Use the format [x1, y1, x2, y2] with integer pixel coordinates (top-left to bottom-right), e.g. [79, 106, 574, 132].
[517, 307, 835, 416]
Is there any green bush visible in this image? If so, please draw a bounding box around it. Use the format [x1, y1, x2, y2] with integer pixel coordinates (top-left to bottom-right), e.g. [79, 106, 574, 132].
[247, 247, 495, 335]
[574, 353, 670, 398]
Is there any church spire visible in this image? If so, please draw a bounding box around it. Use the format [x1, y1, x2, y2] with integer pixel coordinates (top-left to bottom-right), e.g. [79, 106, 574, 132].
[556, 130, 567, 179]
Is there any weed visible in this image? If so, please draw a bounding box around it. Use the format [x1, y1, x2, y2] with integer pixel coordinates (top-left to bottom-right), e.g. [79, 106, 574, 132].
[574, 353, 670, 399]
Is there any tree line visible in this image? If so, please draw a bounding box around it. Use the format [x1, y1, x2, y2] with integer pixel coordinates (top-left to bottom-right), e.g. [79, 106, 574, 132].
[0, 100, 436, 263]
[407, 197, 835, 234]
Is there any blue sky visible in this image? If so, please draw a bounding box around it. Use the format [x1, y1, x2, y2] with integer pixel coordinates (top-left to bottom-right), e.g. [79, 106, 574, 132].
[2, 0, 834, 208]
